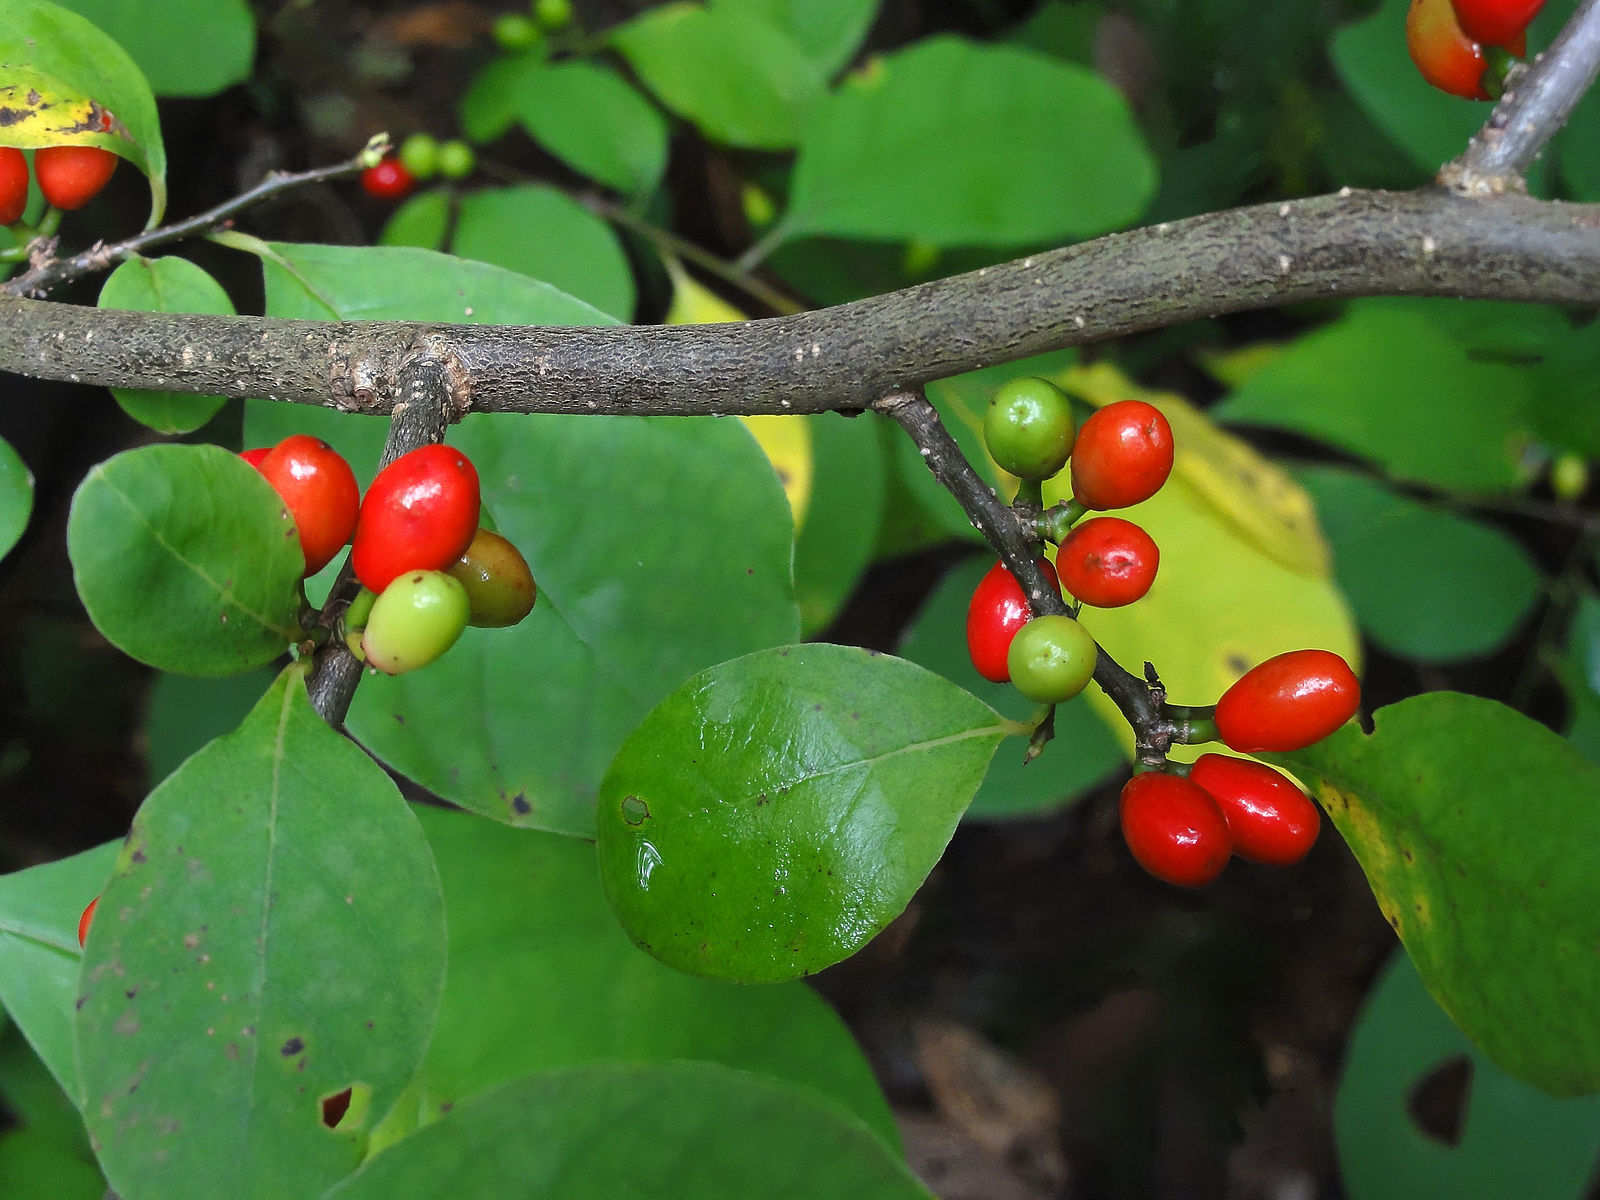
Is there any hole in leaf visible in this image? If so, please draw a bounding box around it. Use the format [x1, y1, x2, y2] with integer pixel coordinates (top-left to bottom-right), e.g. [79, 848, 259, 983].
[321, 1086, 353, 1129]
[1407, 1055, 1473, 1146]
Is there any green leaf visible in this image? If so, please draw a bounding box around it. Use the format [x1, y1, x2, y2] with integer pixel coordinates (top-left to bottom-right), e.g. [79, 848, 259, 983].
[899, 556, 1123, 817]
[459, 53, 533, 144]
[324, 1062, 932, 1200]
[597, 644, 1008, 982]
[0, 843, 119, 1100]
[76, 667, 446, 1200]
[377, 189, 449, 252]
[611, 2, 824, 150]
[143, 667, 277, 786]
[506, 61, 669, 195]
[1557, 591, 1600, 767]
[1295, 466, 1542, 661]
[243, 244, 798, 839]
[66, 444, 303, 676]
[1280, 693, 1600, 1096]
[0, 1131, 105, 1200]
[1331, 0, 1490, 173]
[794, 411, 886, 636]
[410, 804, 898, 1147]
[1337, 951, 1600, 1200]
[50, 0, 254, 98]
[712, 0, 879, 75]
[783, 37, 1155, 247]
[1213, 303, 1537, 492]
[449, 185, 635, 319]
[0, 436, 33, 561]
[97, 256, 233, 433]
[0, 0, 167, 224]
[0, 1022, 93, 1158]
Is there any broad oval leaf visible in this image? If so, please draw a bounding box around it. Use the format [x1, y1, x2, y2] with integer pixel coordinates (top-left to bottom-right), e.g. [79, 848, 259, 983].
[98, 256, 234, 433]
[325, 1062, 932, 1200]
[0, 435, 33, 561]
[409, 805, 898, 1147]
[509, 61, 669, 195]
[0, 842, 119, 1101]
[76, 667, 447, 1200]
[784, 37, 1155, 246]
[597, 644, 1009, 982]
[712, 0, 879, 76]
[1297, 466, 1541, 662]
[1280, 693, 1600, 1096]
[51, 0, 254, 98]
[611, 3, 824, 150]
[66, 444, 303, 676]
[0, 0, 166, 223]
[1337, 952, 1600, 1200]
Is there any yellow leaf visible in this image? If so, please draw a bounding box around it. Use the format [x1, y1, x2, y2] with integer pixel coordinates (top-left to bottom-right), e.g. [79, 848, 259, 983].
[0, 65, 131, 154]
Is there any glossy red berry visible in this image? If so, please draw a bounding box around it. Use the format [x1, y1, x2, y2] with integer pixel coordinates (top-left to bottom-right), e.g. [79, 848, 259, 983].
[965, 558, 1061, 683]
[361, 158, 415, 202]
[1450, 0, 1543, 47]
[1119, 772, 1232, 888]
[78, 896, 99, 948]
[352, 444, 481, 594]
[1408, 0, 1490, 99]
[1069, 400, 1175, 510]
[34, 144, 118, 210]
[1188, 754, 1321, 866]
[1214, 649, 1361, 753]
[239, 447, 272, 470]
[256, 435, 361, 576]
[1055, 516, 1159, 608]
[0, 147, 28, 225]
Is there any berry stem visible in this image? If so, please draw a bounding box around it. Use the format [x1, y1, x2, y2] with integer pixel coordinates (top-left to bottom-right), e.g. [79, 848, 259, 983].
[1039, 498, 1089, 544]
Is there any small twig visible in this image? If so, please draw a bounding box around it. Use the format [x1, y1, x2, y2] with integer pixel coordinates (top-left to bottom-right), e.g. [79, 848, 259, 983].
[305, 356, 457, 727]
[2, 146, 378, 298]
[1446, 0, 1600, 189]
[872, 388, 1172, 760]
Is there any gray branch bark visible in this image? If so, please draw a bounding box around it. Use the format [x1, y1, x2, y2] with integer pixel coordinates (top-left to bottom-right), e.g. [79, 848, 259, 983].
[3, 188, 1599, 419]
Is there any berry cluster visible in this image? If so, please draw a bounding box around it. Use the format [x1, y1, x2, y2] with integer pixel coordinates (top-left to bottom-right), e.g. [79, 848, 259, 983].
[964, 377, 1361, 888]
[0, 143, 118, 225]
[242, 437, 536, 674]
[360, 134, 476, 203]
[1406, 0, 1541, 99]
[967, 380, 1173, 705]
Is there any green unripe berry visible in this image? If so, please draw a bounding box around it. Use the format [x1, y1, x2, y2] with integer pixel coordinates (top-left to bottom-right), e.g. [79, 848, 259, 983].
[1007, 615, 1097, 704]
[1552, 452, 1590, 501]
[447, 527, 538, 628]
[437, 140, 476, 181]
[398, 133, 440, 181]
[493, 13, 542, 51]
[533, 0, 573, 31]
[361, 570, 470, 675]
[984, 377, 1076, 480]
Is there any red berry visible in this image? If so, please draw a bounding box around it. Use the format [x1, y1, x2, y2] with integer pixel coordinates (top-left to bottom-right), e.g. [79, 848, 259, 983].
[0, 147, 28, 225]
[1055, 516, 1159, 608]
[1449, 0, 1542, 48]
[1119, 772, 1232, 888]
[1214, 649, 1361, 753]
[965, 558, 1061, 683]
[352, 444, 481, 594]
[361, 158, 415, 202]
[1069, 400, 1175, 510]
[1188, 753, 1321, 866]
[78, 896, 99, 948]
[256, 435, 361, 576]
[1408, 0, 1490, 99]
[34, 144, 118, 210]
[239, 447, 272, 470]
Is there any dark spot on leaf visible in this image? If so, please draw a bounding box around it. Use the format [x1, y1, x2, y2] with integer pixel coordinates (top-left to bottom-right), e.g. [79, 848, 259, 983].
[812, 703, 823, 712]
[621, 795, 650, 825]
[75, 998, 86, 1010]
[440, 1102, 454, 1114]
[1408, 1056, 1472, 1146]
[321, 1087, 353, 1128]
[1403, 848, 1414, 862]
[778, 649, 789, 657]
[132, 849, 147, 864]
[511, 792, 531, 815]
[226, 1044, 239, 1060]
[747, 567, 755, 575]
[1225, 654, 1251, 675]
[281, 1037, 305, 1057]
[394, 714, 405, 725]
[366, 1021, 374, 1030]
[756, 794, 768, 806]
[125, 988, 137, 1000]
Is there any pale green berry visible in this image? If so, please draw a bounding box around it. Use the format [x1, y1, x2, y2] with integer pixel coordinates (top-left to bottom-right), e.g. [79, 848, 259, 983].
[361, 570, 470, 674]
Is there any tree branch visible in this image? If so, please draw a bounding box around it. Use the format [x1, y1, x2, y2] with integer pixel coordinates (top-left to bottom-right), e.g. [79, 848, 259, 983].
[2, 188, 1599, 417]
[1447, 0, 1600, 189]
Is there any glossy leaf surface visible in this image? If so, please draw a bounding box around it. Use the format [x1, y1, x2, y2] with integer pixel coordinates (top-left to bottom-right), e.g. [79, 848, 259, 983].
[0, 436, 33, 561]
[52, 0, 254, 97]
